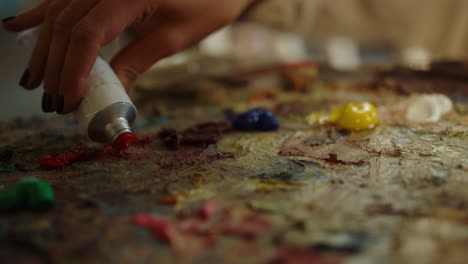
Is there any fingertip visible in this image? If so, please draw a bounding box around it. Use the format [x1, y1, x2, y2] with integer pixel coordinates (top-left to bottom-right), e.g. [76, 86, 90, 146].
[3, 1, 47, 32]
[2, 16, 35, 32]
[56, 94, 78, 115]
[58, 79, 86, 114]
[18, 69, 30, 89]
[3, 22, 36, 32]
[41, 92, 55, 113]
[20, 67, 44, 90]
[54, 94, 62, 114]
[59, 97, 81, 114]
[2, 16, 16, 23]
[18, 68, 40, 90]
[2, 17, 20, 32]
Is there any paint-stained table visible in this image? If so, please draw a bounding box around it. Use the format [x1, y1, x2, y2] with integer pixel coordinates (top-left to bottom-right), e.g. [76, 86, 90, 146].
[0, 59, 467, 264]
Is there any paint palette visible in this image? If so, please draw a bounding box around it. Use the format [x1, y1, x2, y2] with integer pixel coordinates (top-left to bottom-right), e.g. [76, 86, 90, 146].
[0, 61, 467, 264]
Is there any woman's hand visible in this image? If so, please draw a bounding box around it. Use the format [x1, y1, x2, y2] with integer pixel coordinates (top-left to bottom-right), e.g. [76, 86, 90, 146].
[3, 0, 254, 114]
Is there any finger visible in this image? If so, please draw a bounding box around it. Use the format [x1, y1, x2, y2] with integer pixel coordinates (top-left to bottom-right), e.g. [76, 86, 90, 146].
[110, 18, 224, 90]
[56, 30, 100, 114]
[2, 0, 50, 32]
[110, 26, 184, 90]
[22, 0, 69, 91]
[58, 0, 157, 114]
[44, 0, 99, 112]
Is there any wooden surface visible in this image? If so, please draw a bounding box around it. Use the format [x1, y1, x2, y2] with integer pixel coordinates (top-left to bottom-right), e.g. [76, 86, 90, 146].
[0, 61, 467, 264]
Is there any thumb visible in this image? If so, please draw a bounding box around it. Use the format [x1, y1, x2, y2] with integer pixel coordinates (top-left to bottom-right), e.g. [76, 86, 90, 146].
[110, 23, 191, 92]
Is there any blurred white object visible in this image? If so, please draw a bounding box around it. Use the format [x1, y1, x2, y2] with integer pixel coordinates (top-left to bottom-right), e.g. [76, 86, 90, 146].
[200, 23, 307, 62]
[272, 32, 308, 62]
[402, 46, 431, 70]
[199, 27, 233, 57]
[326, 36, 360, 71]
[406, 94, 453, 123]
[16, 27, 39, 51]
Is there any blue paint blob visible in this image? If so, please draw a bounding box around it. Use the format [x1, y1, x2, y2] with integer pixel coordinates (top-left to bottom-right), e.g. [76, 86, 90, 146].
[230, 108, 279, 131]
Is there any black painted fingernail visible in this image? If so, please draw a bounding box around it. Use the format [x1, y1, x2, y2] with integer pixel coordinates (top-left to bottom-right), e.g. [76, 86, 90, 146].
[41, 93, 52, 112]
[56, 94, 64, 114]
[2, 16, 16, 23]
[19, 69, 30, 88]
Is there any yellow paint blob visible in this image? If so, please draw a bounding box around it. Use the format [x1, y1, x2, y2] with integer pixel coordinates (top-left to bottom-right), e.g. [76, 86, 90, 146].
[305, 102, 378, 131]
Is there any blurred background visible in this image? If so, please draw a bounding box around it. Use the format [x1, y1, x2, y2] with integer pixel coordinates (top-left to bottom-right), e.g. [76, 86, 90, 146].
[1, 0, 467, 120]
[0, 0, 44, 120]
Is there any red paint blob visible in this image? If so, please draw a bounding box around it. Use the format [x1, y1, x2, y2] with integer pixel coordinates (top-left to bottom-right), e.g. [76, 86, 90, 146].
[38, 144, 99, 169]
[113, 132, 137, 152]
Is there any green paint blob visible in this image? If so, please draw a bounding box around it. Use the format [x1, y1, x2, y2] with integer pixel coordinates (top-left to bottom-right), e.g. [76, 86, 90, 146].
[0, 177, 55, 211]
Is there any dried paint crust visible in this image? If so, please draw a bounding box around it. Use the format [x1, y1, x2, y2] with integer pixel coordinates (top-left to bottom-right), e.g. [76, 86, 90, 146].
[0, 62, 467, 264]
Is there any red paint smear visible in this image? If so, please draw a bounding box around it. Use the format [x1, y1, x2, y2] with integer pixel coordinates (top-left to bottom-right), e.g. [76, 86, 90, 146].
[132, 200, 272, 251]
[133, 214, 174, 242]
[38, 134, 153, 169]
[198, 200, 219, 220]
[132, 133, 153, 147]
[220, 211, 272, 240]
[38, 144, 100, 169]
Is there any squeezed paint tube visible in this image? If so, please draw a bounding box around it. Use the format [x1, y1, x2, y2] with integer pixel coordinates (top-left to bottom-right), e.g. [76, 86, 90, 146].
[17, 27, 137, 144]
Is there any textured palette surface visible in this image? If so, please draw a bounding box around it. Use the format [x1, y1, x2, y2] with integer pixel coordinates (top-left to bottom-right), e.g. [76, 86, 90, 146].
[0, 62, 467, 264]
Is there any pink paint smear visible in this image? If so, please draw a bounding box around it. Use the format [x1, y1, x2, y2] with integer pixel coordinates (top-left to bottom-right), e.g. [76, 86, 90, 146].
[132, 201, 271, 256]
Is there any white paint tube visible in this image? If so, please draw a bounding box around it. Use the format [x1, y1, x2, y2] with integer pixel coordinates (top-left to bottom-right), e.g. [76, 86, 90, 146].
[17, 27, 137, 144]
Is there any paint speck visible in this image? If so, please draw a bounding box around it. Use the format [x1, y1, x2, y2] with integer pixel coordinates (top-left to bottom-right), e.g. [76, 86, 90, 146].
[133, 214, 174, 242]
[159, 196, 178, 205]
